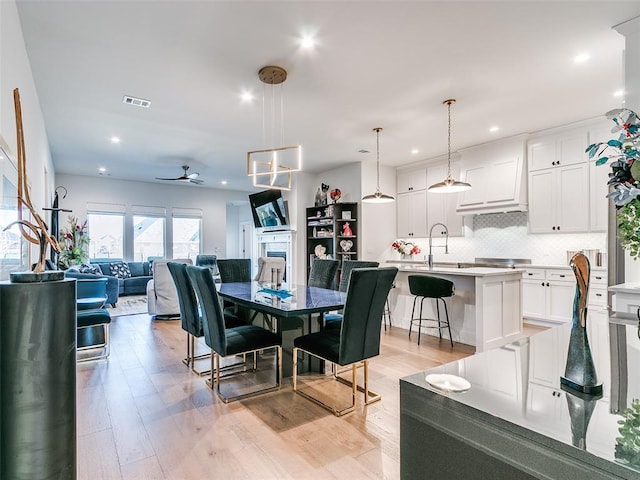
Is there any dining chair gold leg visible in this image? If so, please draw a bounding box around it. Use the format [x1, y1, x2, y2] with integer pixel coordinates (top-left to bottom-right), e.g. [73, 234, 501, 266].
[351, 363, 357, 407]
[293, 347, 298, 391]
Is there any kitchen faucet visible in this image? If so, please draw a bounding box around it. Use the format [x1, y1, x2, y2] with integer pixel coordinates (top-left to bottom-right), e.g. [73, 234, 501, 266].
[428, 223, 449, 269]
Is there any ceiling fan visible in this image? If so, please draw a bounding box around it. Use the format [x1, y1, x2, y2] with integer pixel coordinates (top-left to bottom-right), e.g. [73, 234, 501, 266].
[155, 165, 204, 185]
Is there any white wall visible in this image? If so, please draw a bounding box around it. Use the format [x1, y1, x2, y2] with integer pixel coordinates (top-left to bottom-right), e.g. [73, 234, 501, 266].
[56, 174, 250, 261]
[0, 1, 54, 270]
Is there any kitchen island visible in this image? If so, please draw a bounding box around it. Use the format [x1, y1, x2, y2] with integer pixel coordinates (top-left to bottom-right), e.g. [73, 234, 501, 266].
[400, 312, 638, 479]
[387, 262, 524, 352]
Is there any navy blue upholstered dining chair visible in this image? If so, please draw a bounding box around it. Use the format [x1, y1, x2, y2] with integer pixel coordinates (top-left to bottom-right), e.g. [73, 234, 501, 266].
[307, 258, 339, 289]
[186, 265, 282, 403]
[293, 267, 397, 416]
[324, 260, 379, 328]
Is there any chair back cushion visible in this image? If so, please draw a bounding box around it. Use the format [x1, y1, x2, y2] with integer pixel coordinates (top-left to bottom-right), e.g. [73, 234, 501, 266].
[339, 267, 398, 365]
[308, 259, 339, 289]
[168, 262, 201, 336]
[217, 258, 251, 283]
[76, 278, 108, 310]
[186, 265, 227, 354]
[339, 260, 379, 292]
[254, 257, 286, 283]
[408, 275, 454, 299]
[196, 254, 219, 276]
[149, 259, 192, 316]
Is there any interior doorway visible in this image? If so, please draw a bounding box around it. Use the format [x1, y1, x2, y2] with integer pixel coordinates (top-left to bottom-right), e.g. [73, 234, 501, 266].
[239, 221, 253, 260]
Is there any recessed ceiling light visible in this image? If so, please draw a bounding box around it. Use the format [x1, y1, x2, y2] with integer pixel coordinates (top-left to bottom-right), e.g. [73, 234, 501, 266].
[110, 136, 120, 144]
[573, 52, 590, 64]
[300, 35, 315, 49]
[240, 91, 254, 102]
[221, 180, 228, 185]
[411, 149, 419, 155]
[614, 89, 625, 97]
[98, 167, 106, 173]
[489, 126, 500, 133]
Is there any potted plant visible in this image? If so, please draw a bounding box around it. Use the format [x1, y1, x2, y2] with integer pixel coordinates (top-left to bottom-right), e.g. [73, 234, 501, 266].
[57, 215, 90, 269]
[587, 108, 640, 258]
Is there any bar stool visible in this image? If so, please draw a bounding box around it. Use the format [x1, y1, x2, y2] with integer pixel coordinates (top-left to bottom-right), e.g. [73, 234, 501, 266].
[408, 275, 454, 347]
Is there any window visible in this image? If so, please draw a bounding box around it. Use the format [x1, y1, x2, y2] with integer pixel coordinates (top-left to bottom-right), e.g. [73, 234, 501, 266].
[88, 213, 124, 260]
[133, 215, 165, 261]
[173, 217, 201, 259]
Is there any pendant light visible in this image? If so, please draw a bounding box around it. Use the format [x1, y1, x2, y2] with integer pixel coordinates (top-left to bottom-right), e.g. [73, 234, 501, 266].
[362, 127, 395, 203]
[427, 99, 472, 193]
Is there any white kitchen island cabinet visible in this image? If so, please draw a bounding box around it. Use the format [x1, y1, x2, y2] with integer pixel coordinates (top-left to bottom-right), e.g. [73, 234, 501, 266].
[388, 264, 523, 352]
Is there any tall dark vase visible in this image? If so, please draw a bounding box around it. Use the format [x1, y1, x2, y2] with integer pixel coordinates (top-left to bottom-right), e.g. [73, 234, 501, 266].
[560, 253, 603, 396]
[0, 278, 76, 479]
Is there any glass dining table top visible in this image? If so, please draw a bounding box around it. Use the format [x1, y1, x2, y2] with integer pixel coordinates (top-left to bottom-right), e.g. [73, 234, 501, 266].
[217, 282, 346, 317]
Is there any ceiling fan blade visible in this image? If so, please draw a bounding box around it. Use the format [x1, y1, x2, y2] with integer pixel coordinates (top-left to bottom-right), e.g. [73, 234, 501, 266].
[155, 176, 182, 181]
[186, 172, 200, 179]
[190, 178, 204, 185]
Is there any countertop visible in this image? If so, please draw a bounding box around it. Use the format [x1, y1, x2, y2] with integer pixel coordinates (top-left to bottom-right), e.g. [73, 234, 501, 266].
[608, 282, 640, 294]
[400, 316, 640, 478]
[386, 261, 524, 277]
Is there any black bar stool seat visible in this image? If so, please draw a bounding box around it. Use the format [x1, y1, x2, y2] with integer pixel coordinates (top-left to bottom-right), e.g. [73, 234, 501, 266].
[408, 275, 454, 347]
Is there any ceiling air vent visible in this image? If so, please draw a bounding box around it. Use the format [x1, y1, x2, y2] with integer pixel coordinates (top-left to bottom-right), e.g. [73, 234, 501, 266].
[122, 95, 151, 108]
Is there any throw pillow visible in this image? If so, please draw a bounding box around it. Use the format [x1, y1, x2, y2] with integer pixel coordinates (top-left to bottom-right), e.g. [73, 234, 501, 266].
[109, 261, 131, 279]
[79, 263, 101, 275]
[149, 261, 154, 277]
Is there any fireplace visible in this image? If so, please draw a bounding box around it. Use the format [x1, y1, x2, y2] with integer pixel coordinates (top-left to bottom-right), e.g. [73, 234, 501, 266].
[254, 231, 294, 284]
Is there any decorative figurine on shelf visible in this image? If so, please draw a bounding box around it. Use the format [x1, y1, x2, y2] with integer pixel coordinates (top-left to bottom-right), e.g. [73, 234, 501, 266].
[314, 183, 330, 206]
[342, 222, 353, 237]
[560, 252, 602, 396]
[330, 188, 341, 203]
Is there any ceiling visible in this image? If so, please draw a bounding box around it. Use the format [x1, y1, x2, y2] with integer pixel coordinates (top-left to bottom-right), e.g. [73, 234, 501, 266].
[15, 1, 640, 192]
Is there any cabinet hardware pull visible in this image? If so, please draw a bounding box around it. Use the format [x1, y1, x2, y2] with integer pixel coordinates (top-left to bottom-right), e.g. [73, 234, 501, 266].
[546, 282, 550, 287]
[595, 276, 602, 280]
[557, 226, 560, 230]
[596, 293, 602, 297]
[541, 282, 545, 286]
[528, 273, 533, 276]
[559, 274, 565, 277]
[552, 226, 556, 230]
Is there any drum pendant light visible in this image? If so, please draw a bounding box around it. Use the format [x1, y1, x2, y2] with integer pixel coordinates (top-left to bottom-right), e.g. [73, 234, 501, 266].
[362, 127, 395, 203]
[427, 99, 472, 193]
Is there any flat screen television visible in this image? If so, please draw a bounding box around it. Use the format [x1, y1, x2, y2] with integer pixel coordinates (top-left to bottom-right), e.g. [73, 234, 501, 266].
[248, 189, 290, 230]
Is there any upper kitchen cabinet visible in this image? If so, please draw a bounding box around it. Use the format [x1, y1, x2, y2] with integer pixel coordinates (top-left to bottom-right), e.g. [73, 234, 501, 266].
[527, 125, 596, 234]
[397, 167, 427, 194]
[397, 190, 428, 238]
[456, 136, 528, 215]
[588, 124, 613, 232]
[528, 128, 588, 172]
[426, 161, 463, 237]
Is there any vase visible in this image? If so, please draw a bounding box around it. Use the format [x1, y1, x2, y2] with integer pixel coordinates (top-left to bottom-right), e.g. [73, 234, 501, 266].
[560, 252, 603, 396]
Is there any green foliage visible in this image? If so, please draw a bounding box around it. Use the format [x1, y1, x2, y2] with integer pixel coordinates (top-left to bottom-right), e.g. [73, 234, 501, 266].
[57, 215, 90, 269]
[617, 201, 640, 260]
[616, 398, 640, 468]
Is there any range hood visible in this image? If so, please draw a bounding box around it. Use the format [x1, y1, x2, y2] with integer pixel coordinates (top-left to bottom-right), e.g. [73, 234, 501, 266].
[455, 136, 528, 215]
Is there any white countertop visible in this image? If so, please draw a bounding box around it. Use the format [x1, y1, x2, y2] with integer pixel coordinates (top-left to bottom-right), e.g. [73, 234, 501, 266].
[388, 263, 524, 277]
[608, 282, 640, 294]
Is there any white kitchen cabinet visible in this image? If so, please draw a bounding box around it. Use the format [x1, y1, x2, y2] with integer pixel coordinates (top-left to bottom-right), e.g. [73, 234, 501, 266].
[397, 190, 427, 238]
[588, 125, 614, 232]
[528, 162, 589, 234]
[397, 167, 427, 194]
[523, 267, 606, 323]
[528, 128, 588, 172]
[522, 268, 574, 323]
[456, 137, 527, 214]
[426, 162, 463, 237]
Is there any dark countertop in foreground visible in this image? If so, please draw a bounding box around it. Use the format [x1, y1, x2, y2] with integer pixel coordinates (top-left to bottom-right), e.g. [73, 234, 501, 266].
[400, 312, 640, 479]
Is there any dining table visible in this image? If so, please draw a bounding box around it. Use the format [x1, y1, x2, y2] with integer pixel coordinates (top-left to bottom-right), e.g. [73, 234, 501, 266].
[217, 282, 346, 376]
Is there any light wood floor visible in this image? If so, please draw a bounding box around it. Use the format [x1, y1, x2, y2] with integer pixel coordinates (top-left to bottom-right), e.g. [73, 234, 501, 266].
[77, 314, 542, 480]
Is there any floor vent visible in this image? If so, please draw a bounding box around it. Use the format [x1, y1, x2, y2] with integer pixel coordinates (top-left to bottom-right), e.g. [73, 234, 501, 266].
[122, 95, 151, 108]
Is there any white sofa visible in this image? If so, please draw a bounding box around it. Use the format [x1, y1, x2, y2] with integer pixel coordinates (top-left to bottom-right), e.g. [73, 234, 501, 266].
[146, 258, 192, 319]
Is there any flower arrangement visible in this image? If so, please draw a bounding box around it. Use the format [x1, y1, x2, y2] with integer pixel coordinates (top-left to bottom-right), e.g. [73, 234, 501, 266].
[57, 215, 90, 269]
[392, 240, 421, 256]
[588, 108, 640, 258]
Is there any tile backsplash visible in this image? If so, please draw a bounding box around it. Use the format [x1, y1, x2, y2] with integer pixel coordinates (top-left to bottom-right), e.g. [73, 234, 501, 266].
[395, 212, 607, 267]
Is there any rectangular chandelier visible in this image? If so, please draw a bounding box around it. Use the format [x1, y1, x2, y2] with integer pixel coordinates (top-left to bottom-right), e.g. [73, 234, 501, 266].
[247, 145, 302, 191]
